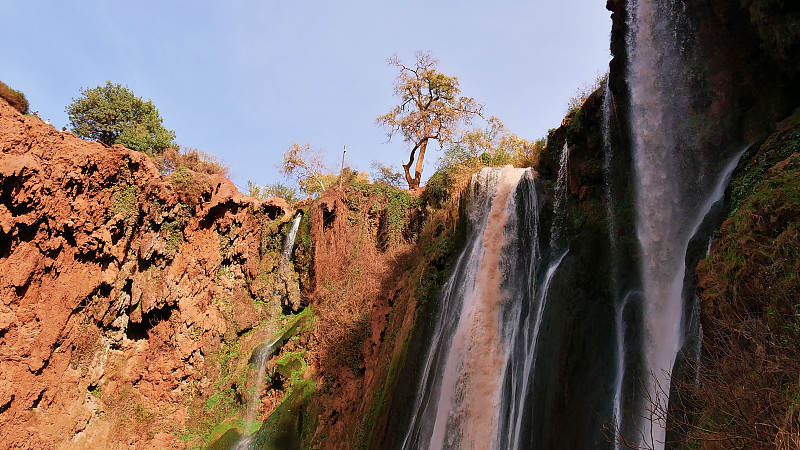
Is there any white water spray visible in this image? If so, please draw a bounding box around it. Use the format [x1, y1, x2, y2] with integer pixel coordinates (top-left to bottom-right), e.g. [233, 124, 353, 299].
[282, 214, 303, 261]
[234, 213, 303, 449]
[626, 0, 747, 445]
[602, 79, 630, 449]
[402, 167, 540, 449]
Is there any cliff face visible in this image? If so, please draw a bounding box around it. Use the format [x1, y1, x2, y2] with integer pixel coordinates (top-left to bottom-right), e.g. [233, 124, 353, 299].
[0, 99, 301, 448]
[692, 110, 800, 447]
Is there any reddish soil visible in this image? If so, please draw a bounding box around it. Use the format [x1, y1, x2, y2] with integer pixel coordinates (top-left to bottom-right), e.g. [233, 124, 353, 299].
[0, 99, 290, 448]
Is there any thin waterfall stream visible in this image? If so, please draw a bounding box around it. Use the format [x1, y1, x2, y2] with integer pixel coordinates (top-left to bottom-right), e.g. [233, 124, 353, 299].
[233, 212, 303, 450]
[602, 80, 629, 449]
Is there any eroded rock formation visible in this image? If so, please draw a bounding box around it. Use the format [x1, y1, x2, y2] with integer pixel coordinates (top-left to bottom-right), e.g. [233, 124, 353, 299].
[0, 99, 300, 448]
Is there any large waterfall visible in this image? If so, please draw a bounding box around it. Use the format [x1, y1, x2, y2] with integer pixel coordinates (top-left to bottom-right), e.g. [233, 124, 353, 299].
[626, 0, 745, 447]
[401, 166, 544, 449]
[392, 1, 750, 448]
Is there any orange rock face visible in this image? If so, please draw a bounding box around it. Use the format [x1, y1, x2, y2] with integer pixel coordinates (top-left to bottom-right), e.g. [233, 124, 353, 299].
[0, 99, 292, 448]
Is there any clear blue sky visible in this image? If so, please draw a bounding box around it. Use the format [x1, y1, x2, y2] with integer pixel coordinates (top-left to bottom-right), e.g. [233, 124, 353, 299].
[3, 1, 611, 191]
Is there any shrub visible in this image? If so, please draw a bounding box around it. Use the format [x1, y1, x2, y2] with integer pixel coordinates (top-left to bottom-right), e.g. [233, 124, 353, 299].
[170, 165, 209, 203]
[247, 181, 298, 202]
[439, 116, 542, 173]
[370, 161, 405, 187]
[564, 72, 607, 114]
[155, 147, 229, 177]
[0, 80, 29, 114]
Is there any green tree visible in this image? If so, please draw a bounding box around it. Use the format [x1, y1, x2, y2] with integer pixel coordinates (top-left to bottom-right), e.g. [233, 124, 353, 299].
[66, 81, 177, 154]
[370, 161, 405, 187]
[377, 51, 483, 189]
[247, 181, 298, 202]
[441, 116, 540, 169]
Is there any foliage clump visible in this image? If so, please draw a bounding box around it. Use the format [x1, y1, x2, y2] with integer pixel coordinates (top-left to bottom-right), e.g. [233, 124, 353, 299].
[66, 81, 177, 154]
[728, 109, 800, 216]
[370, 161, 405, 187]
[247, 182, 298, 202]
[280, 142, 330, 197]
[0, 80, 29, 114]
[170, 165, 210, 204]
[154, 147, 229, 177]
[440, 116, 543, 170]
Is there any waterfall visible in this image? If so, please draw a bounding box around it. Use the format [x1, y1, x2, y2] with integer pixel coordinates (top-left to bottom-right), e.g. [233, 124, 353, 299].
[234, 212, 303, 449]
[282, 213, 303, 262]
[550, 142, 570, 248]
[274, 213, 303, 303]
[626, 0, 746, 446]
[602, 81, 627, 448]
[233, 338, 281, 450]
[401, 166, 543, 449]
[502, 140, 570, 449]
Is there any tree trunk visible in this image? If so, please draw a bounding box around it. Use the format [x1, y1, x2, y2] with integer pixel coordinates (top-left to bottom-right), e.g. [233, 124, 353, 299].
[412, 139, 428, 190]
[402, 141, 423, 190]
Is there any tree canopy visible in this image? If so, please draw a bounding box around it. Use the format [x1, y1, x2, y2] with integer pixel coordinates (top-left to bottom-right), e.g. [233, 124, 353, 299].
[440, 116, 541, 170]
[377, 51, 483, 189]
[66, 81, 177, 154]
[280, 142, 330, 197]
[247, 181, 299, 202]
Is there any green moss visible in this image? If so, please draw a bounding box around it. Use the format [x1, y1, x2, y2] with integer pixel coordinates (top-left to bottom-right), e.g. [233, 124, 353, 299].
[109, 182, 137, 221]
[171, 165, 194, 190]
[251, 377, 316, 449]
[728, 111, 800, 216]
[179, 338, 247, 447]
[163, 221, 184, 256]
[385, 189, 416, 246]
[246, 310, 318, 449]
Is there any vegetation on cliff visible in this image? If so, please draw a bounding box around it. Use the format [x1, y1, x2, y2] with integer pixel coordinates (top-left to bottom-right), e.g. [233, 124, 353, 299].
[0, 98, 313, 448]
[66, 81, 177, 154]
[686, 110, 800, 449]
[0, 80, 29, 114]
[376, 50, 484, 189]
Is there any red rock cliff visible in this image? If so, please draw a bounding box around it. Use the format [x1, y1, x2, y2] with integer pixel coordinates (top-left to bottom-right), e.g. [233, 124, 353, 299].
[0, 99, 296, 448]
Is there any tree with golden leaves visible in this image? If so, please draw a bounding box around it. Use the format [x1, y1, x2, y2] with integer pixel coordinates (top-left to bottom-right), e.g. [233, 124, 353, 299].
[280, 142, 329, 197]
[377, 51, 483, 189]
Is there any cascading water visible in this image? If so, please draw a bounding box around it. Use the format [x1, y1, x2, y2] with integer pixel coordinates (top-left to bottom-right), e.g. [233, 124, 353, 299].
[233, 213, 303, 450]
[402, 156, 578, 449]
[390, 2, 752, 446]
[625, 0, 746, 446]
[549, 142, 570, 248]
[282, 213, 303, 262]
[274, 213, 303, 303]
[401, 166, 543, 449]
[602, 81, 628, 449]
[233, 338, 281, 450]
[502, 142, 570, 450]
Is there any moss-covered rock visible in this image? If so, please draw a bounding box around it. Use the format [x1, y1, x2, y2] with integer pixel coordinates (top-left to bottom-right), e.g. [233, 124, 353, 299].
[692, 111, 800, 447]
